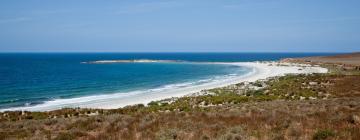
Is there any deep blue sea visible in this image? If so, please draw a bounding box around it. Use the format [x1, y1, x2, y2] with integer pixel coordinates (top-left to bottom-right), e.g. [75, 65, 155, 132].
[0, 53, 337, 109]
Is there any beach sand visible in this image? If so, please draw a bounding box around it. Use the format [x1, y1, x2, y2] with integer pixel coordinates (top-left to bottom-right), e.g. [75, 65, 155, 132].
[1, 62, 328, 112]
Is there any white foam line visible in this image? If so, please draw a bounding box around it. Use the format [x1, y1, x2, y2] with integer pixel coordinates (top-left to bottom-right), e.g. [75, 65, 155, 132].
[0, 62, 328, 112]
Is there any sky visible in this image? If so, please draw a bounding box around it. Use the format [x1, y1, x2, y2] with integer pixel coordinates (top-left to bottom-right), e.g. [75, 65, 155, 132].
[0, 0, 359, 52]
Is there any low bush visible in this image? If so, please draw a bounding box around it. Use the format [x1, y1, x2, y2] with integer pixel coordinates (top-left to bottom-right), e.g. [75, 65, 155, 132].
[313, 129, 335, 140]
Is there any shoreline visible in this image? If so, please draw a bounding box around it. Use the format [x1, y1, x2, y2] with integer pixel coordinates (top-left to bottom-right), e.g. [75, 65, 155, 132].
[0, 61, 328, 112]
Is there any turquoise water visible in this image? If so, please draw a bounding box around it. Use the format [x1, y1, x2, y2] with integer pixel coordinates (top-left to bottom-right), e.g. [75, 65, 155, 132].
[0, 53, 337, 109]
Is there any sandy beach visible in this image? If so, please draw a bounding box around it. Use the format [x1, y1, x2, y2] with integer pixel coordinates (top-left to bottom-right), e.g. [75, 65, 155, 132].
[0, 62, 328, 112]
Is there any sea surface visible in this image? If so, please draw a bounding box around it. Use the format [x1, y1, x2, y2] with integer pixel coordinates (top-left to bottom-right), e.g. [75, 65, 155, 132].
[0, 53, 337, 109]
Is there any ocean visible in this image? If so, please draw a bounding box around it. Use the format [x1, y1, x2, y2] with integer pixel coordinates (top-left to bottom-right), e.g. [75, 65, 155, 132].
[0, 53, 337, 110]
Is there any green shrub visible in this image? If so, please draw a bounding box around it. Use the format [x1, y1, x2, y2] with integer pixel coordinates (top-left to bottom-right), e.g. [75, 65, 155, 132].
[31, 112, 48, 119]
[148, 101, 159, 106]
[313, 129, 335, 140]
[252, 90, 264, 96]
[160, 102, 169, 107]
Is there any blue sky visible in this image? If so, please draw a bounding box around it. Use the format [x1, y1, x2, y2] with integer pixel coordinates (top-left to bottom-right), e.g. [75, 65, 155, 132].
[0, 0, 359, 52]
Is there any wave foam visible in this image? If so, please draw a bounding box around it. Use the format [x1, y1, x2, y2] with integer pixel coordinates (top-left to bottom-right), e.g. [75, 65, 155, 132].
[82, 59, 183, 64]
[0, 66, 253, 111]
[0, 62, 327, 112]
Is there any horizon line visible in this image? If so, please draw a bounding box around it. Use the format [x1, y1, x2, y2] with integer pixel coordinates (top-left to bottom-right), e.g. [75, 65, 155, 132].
[0, 51, 355, 54]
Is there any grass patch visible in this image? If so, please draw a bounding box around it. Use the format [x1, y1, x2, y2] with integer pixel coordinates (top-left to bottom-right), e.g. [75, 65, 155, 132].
[313, 129, 335, 140]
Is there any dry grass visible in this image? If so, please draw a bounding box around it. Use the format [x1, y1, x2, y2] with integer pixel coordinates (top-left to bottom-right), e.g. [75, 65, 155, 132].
[1, 97, 359, 140]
